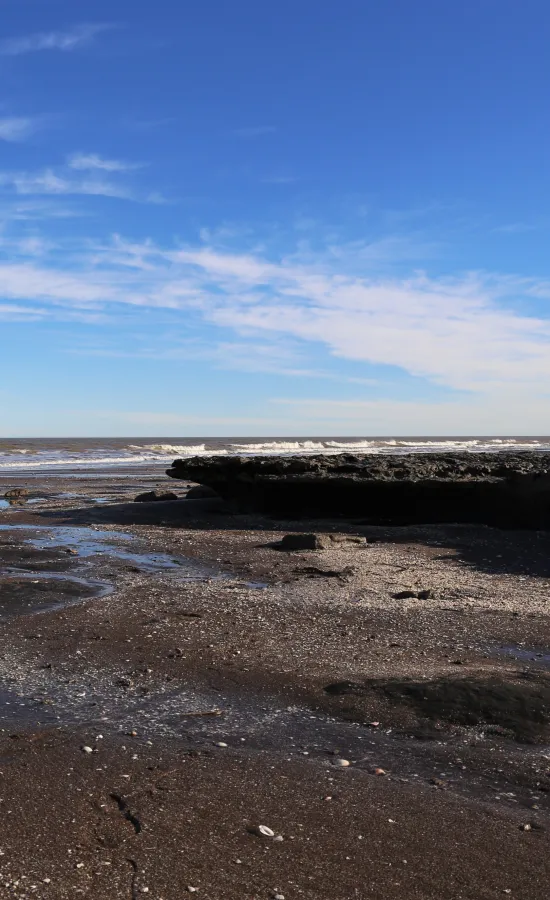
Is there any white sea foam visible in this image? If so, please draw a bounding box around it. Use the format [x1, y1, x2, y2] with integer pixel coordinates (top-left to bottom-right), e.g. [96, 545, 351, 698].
[0, 436, 549, 471]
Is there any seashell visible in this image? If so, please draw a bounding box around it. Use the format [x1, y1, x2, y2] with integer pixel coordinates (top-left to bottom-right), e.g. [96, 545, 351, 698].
[248, 824, 275, 837]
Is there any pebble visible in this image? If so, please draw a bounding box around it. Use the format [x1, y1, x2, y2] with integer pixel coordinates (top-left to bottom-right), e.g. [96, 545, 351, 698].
[215, 742, 228, 748]
[333, 758, 350, 767]
[273, 894, 285, 900]
[273, 835, 284, 842]
[187, 887, 198, 893]
[81, 746, 93, 754]
[520, 823, 532, 831]
[253, 825, 275, 838]
[374, 768, 387, 776]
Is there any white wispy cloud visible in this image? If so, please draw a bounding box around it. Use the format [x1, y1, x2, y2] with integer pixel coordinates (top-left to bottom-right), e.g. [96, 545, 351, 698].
[68, 153, 143, 173]
[2, 233, 550, 429]
[0, 153, 160, 203]
[0, 169, 133, 200]
[0, 24, 110, 56]
[0, 302, 47, 321]
[0, 117, 37, 142]
[173, 246, 550, 394]
[261, 175, 297, 184]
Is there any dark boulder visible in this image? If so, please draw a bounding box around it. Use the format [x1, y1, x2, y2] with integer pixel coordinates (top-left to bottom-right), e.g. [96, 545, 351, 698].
[277, 533, 367, 551]
[134, 491, 178, 503]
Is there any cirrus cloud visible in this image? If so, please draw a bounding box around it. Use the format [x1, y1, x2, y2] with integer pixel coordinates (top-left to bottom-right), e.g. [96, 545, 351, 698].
[0, 117, 38, 142]
[0, 24, 111, 56]
[2, 232, 550, 432]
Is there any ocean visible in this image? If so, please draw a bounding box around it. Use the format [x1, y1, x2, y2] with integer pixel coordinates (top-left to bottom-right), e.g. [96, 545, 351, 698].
[0, 436, 549, 472]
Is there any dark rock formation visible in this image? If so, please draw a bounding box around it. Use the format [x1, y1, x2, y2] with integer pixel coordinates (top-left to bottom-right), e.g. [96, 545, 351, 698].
[167, 452, 550, 528]
[134, 491, 178, 503]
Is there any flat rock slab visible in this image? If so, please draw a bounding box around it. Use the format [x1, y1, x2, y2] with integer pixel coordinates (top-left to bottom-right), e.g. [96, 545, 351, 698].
[166, 452, 550, 527]
[167, 451, 550, 484]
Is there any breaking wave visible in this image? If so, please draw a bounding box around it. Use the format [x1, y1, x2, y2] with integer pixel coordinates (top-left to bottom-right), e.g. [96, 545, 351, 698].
[1, 436, 549, 471]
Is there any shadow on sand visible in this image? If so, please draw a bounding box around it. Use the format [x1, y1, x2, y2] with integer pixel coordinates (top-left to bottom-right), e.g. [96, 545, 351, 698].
[33, 497, 550, 581]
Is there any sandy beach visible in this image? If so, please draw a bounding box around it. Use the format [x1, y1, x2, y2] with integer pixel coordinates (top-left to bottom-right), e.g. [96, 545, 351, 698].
[0, 467, 548, 898]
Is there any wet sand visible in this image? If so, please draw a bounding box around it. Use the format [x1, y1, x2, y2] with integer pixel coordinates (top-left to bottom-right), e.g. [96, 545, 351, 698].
[0, 471, 549, 898]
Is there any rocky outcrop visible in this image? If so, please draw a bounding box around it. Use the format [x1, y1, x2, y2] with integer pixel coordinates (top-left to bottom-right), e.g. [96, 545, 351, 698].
[166, 452, 550, 528]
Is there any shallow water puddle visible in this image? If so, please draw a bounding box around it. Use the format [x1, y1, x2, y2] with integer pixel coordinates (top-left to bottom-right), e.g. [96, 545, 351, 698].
[0, 571, 112, 619]
[494, 645, 550, 668]
[0, 524, 221, 577]
[0, 523, 227, 621]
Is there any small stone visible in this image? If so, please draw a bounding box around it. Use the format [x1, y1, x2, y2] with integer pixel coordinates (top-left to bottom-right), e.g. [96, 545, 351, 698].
[273, 894, 285, 900]
[81, 746, 93, 754]
[215, 742, 228, 748]
[273, 835, 284, 842]
[368, 721, 380, 727]
[43, 879, 51, 884]
[520, 823, 532, 831]
[333, 758, 350, 767]
[134, 490, 178, 503]
[374, 767, 387, 776]
[430, 777, 446, 788]
[187, 887, 198, 893]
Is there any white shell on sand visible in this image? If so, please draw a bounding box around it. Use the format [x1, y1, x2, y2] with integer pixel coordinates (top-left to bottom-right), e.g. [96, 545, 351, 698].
[253, 825, 275, 837]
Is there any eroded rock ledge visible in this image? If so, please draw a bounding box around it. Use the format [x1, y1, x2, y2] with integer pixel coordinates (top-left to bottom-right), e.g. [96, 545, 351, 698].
[167, 452, 550, 527]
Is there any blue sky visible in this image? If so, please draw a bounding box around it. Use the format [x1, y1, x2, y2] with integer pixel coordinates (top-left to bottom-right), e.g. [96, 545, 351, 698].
[1, 0, 550, 436]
